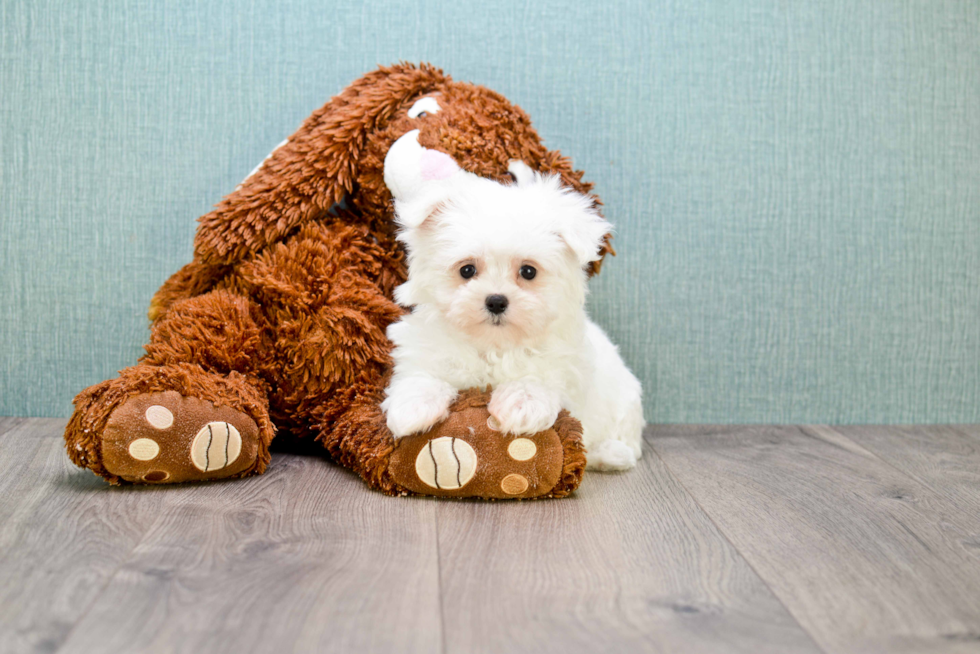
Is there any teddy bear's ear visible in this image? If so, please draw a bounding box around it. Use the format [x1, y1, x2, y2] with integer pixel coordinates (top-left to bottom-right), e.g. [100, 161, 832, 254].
[193, 63, 449, 265]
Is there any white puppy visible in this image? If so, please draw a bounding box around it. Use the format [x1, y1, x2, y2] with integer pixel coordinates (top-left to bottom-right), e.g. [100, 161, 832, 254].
[381, 131, 644, 471]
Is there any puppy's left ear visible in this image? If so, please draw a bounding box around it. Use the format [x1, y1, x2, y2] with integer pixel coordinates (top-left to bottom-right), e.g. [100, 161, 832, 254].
[556, 191, 614, 269]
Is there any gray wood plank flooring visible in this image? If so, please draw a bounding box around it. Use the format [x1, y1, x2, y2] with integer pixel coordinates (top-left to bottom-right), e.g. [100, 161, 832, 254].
[435, 447, 821, 654]
[0, 417, 27, 438]
[0, 419, 177, 654]
[1, 420, 979, 654]
[833, 425, 980, 520]
[56, 455, 443, 654]
[648, 425, 980, 654]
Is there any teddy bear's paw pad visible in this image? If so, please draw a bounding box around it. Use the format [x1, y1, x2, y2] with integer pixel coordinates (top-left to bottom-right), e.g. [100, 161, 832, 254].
[389, 404, 566, 499]
[100, 391, 259, 484]
[414, 437, 477, 490]
[190, 422, 242, 472]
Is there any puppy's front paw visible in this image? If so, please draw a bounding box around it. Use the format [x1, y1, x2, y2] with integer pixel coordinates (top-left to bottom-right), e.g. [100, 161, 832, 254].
[382, 379, 458, 438]
[488, 380, 561, 435]
[587, 440, 638, 471]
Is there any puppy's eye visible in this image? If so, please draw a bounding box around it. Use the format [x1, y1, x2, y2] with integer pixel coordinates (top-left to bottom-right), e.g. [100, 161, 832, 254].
[460, 264, 477, 279]
[519, 265, 537, 280]
[416, 111, 427, 118]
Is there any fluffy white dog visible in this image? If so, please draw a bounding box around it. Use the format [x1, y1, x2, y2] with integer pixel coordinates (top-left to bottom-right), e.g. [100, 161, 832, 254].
[381, 131, 644, 471]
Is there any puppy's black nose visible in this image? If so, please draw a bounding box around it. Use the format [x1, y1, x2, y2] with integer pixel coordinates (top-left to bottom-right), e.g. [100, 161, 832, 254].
[485, 294, 508, 315]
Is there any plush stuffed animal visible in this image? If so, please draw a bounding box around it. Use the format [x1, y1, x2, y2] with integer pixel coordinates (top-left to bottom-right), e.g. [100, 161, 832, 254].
[64, 63, 612, 499]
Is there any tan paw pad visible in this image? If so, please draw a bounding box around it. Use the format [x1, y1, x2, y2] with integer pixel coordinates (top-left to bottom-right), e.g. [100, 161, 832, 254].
[190, 422, 242, 472]
[415, 436, 477, 490]
[128, 438, 160, 461]
[145, 405, 174, 429]
[507, 438, 537, 461]
[500, 473, 529, 495]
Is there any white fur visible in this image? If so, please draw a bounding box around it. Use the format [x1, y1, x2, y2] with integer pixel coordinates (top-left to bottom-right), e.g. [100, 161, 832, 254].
[381, 138, 644, 471]
[408, 96, 441, 118]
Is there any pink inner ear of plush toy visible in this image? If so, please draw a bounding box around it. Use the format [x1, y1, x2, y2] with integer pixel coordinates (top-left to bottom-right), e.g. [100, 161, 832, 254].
[420, 149, 459, 180]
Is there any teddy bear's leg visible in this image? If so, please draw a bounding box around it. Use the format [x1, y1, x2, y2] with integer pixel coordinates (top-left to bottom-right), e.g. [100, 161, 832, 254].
[318, 385, 588, 499]
[64, 290, 276, 484]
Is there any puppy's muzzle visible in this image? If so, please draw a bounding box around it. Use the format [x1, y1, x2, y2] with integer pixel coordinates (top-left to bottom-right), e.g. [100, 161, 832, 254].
[485, 294, 508, 316]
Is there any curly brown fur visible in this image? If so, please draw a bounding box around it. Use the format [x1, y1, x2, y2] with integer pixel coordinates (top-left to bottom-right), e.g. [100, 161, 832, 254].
[315, 373, 400, 493]
[141, 289, 274, 377]
[148, 260, 233, 323]
[549, 413, 588, 498]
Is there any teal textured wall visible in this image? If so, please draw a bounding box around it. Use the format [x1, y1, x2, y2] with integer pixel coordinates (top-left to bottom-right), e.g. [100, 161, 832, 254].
[2, 1, 978, 422]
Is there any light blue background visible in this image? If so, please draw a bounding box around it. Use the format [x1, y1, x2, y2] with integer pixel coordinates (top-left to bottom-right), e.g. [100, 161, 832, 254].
[2, 0, 978, 422]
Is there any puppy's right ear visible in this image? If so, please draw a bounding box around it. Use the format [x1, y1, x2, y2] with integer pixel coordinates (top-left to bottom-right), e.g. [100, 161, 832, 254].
[548, 180, 614, 269]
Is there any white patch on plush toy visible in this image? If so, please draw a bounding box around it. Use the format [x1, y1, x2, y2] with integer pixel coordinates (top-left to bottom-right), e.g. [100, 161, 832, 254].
[384, 130, 464, 210]
[408, 96, 441, 118]
[237, 138, 289, 189]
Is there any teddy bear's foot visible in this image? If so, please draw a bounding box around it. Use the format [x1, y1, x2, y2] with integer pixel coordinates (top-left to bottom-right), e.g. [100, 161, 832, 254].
[387, 389, 587, 499]
[99, 390, 261, 484]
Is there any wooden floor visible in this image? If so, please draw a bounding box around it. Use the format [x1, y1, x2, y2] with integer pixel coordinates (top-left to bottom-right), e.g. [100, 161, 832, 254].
[2, 419, 979, 654]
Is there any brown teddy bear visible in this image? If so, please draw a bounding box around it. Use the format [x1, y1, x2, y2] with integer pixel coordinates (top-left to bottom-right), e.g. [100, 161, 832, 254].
[64, 63, 612, 499]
